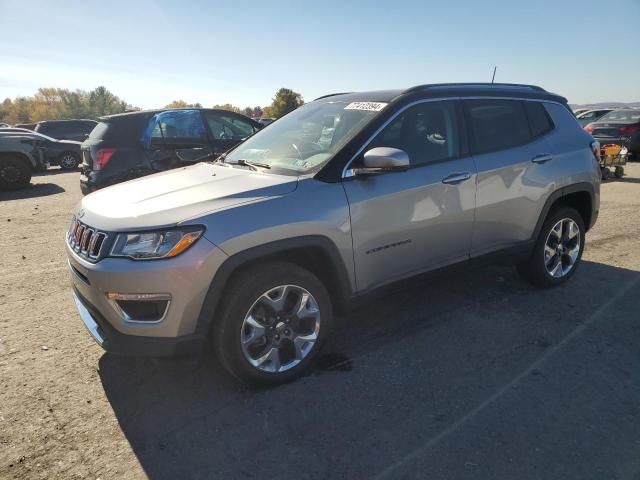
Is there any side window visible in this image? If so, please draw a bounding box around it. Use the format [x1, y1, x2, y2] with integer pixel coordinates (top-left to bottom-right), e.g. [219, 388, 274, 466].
[204, 112, 256, 140]
[369, 101, 460, 166]
[465, 100, 530, 154]
[524, 102, 553, 137]
[142, 110, 206, 148]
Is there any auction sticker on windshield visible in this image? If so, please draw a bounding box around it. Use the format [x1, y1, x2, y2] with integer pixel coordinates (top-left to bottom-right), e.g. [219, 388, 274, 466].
[344, 102, 387, 111]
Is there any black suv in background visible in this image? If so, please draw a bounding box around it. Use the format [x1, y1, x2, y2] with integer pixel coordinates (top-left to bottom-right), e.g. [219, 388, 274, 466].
[34, 119, 98, 141]
[80, 109, 261, 194]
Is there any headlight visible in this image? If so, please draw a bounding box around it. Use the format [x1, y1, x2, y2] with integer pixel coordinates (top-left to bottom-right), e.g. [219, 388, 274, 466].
[110, 226, 204, 260]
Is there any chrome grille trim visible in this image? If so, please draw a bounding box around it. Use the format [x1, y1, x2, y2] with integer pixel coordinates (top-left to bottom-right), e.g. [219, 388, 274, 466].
[67, 217, 108, 261]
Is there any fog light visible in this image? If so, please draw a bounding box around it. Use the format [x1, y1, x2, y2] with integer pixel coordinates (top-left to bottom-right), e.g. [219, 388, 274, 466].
[106, 293, 171, 322]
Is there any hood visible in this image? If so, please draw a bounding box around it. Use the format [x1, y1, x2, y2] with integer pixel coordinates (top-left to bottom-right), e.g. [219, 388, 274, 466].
[79, 163, 298, 231]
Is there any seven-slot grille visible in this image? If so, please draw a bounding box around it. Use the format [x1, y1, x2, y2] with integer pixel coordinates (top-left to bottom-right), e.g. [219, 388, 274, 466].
[67, 217, 107, 260]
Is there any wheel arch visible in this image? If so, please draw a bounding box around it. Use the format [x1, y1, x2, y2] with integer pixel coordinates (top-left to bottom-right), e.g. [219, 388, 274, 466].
[533, 182, 596, 241]
[194, 235, 354, 339]
[0, 151, 36, 170]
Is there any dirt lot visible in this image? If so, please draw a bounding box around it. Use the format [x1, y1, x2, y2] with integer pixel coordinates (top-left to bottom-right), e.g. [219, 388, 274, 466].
[1, 165, 640, 480]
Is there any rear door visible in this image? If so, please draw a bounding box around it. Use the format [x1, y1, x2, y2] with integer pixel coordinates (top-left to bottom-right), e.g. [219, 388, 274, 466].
[202, 111, 259, 156]
[141, 110, 211, 170]
[343, 100, 477, 291]
[464, 99, 555, 256]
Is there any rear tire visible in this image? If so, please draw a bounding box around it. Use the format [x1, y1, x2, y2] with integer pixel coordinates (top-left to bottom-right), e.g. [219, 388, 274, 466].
[59, 152, 80, 170]
[0, 157, 32, 190]
[213, 261, 332, 386]
[518, 207, 585, 288]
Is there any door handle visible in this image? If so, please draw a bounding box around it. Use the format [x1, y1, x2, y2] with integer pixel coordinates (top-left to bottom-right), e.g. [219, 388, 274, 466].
[442, 172, 472, 185]
[531, 153, 553, 164]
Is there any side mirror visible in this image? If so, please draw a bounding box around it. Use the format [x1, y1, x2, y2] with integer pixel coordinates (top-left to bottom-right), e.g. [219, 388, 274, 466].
[353, 147, 410, 175]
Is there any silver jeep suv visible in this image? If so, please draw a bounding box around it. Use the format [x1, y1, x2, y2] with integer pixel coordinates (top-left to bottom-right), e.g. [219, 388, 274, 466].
[66, 83, 600, 385]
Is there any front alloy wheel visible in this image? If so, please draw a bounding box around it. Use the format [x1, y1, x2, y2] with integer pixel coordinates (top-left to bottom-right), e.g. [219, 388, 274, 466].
[214, 262, 332, 386]
[240, 285, 321, 373]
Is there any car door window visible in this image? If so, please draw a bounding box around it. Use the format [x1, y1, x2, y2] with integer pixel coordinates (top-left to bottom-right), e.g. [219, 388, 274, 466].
[464, 100, 531, 154]
[141, 110, 207, 148]
[204, 112, 256, 141]
[523, 101, 554, 137]
[369, 101, 460, 166]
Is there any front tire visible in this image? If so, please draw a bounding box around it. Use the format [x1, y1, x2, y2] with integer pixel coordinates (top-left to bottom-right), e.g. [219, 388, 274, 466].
[213, 262, 333, 386]
[518, 207, 585, 288]
[0, 157, 32, 190]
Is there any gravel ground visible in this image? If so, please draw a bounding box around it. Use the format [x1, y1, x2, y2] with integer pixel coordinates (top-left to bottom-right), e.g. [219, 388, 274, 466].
[1, 165, 640, 480]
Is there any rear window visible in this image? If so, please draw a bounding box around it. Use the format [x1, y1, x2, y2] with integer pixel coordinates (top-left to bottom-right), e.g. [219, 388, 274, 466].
[524, 101, 554, 137]
[598, 110, 640, 122]
[465, 100, 530, 154]
[88, 122, 110, 139]
[36, 123, 58, 134]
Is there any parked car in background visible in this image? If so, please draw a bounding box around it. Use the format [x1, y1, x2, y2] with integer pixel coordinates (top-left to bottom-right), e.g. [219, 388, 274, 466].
[0, 122, 9, 128]
[255, 117, 275, 126]
[585, 109, 640, 159]
[34, 119, 97, 142]
[66, 83, 600, 386]
[14, 123, 36, 130]
[0, 133, 48, 189]
[576, 108, 613, 127]
[573, 108, 591, 116]
[79, 108, 261, 194]
[0, 129, 82, 169]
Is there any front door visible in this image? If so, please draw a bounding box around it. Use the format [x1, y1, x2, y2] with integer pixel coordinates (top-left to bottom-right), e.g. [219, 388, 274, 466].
[343, 100, 477, 292]
[202, 110, 259, 156]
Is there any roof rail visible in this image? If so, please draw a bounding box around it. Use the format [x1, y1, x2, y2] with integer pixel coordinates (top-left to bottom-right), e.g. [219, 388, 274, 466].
[313, 92, 353, 101]
[402, 83, 546, 94]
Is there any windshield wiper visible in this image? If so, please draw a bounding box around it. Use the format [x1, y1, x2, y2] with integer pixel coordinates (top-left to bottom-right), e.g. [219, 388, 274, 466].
[227, 159, 271, 170]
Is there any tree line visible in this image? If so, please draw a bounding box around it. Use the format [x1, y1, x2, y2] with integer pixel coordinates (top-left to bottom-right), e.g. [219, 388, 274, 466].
[0, 87, 134, 124]
[0, 86, 304, 125]
[166, 88, 304, 119]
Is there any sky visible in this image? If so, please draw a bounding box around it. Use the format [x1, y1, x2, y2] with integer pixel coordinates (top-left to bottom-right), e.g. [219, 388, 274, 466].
[1, 0, 639, 109]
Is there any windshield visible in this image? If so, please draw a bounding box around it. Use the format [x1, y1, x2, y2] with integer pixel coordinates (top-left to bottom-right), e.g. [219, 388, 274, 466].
[224, 100, 386, 174]
[598, 110, 640, 123]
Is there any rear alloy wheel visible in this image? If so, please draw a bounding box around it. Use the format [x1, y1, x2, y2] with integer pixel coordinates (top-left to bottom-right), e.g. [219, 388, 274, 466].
[518, 207, 585, 288]
[543, 218, 581, 279]
[59, 153, 80, 170]
[214, 262, 332, 386]
[0, 157, 32, 190]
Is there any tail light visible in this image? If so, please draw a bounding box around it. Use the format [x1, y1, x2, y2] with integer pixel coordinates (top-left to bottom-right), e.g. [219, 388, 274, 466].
[94, 148, 116, 171]
[619, 124, 640, 135]
[584, 123, 594, 133]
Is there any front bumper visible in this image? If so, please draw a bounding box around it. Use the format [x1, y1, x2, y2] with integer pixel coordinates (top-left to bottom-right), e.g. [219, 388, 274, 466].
[67, 235, 228, 356]
[72, 287, 204, 356]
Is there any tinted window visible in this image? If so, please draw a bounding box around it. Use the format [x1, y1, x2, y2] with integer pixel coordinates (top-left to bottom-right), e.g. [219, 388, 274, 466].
[88, 122, 110, 140]
[204, 112, 256, 140]
[141, 110, 206, 148]
[369, 101, 460, 166]
[598, 110, 640, 122]
[524, 101, 553, 137]
[465, 100, 530, 154]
